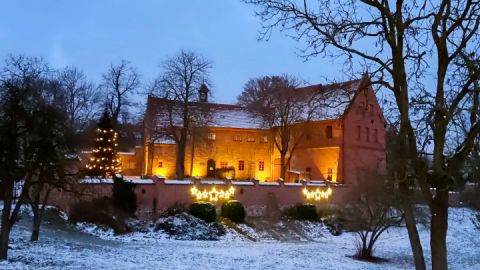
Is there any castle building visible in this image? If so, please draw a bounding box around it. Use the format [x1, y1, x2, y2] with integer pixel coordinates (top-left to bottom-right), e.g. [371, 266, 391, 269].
[137, 75, 386, 184]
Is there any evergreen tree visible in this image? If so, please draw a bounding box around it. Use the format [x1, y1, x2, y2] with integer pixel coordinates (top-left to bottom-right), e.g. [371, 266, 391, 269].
[85, 110, 121, 177]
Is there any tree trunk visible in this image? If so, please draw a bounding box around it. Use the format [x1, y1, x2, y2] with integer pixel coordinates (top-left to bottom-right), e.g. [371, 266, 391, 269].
[431, 190, 449, 270]
[176, 129, 187, 179]
[30, 206, 42, 242]
[280, 153, 286, 180]
[0, 194, 13, 260]
[403, 201, 426, 270]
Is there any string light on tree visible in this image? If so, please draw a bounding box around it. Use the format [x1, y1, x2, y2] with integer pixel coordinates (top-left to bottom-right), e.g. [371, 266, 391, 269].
[85, 110, 121, 177]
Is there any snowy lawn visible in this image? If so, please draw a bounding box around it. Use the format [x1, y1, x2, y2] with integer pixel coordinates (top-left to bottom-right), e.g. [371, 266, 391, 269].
[0, 207, 478, 270]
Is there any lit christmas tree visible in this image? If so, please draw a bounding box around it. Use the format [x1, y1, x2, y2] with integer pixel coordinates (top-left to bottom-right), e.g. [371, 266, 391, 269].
[85, 110, 121, 177]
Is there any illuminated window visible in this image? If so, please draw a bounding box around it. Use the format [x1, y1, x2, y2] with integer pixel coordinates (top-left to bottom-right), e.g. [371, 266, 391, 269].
[220, 161, 228, 169]
[366, 127, 370, 142]
[238, 160, 245, 171]
[158, 161, 163, 168]
[246, 135, 255, 142]
[233, 135, 242, 142]
[260, 136, 268, 143]
[357, 126, 361, 140]
[258, 161, 265, 171]
[327, 168, 333, 180]
[326, 125, 333, 139]
[208, 133, 216, 141]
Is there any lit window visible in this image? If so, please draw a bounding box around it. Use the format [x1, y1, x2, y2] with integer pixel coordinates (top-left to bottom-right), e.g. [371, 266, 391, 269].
[258, 161, 265, 171]
[327, 168, 333, 180]
[238, 160, 245, 171]
[208, 133, 216, 141]
[158, 161, 163, 168]
[326, 125, 333, 139]
[366, 127, 370, 142]
[357, 126, 361, 140]
[260, 136, 268, 143]
[247, 135, 255, 142]
[220, 161, 228, 169]
[233, 135, 242, 142]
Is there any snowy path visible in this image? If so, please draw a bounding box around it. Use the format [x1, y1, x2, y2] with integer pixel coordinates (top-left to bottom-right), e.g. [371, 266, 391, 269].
[1, 207, 479, 270]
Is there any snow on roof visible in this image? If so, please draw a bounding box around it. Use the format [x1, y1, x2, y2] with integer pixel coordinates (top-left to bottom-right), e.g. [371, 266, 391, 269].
[147, 78, 365, 131]
[210, 109, 265, 129]
[154, 137, 176, 144]
[297, 79, 361, 121]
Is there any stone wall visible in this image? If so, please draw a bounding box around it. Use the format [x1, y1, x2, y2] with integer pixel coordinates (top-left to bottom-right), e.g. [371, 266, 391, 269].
[48, 176, 352, 218]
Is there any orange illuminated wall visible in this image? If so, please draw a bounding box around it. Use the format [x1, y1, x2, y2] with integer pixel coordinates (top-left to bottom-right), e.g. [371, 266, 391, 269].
[141, 77, 387, 184]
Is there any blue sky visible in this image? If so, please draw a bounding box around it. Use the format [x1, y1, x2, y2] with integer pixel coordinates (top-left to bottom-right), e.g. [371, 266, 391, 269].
[0, 0, 345, 104]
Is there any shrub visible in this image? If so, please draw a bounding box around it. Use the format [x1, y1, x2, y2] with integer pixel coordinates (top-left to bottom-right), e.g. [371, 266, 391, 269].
[323, 214, 345, 236]
[69, 198, 129, 234]
[189, 202, 216, 223]
[113, 177, 137, 216]
[283, 203, 318, 221]
[215, 166, 236, 179]
[221, 200, 246, 222]
[161, 203, 188, 217]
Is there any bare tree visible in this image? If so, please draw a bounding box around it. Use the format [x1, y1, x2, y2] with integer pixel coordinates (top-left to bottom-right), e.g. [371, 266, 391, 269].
[58, 66, 99, 131]
[237, 75, 317, 180]
[148, 50, 213, 179]
[344, 174, 404, 260]
[100, 60, 140, 123]
[0, 55, 50, 259]
[244, 1, 480, 269]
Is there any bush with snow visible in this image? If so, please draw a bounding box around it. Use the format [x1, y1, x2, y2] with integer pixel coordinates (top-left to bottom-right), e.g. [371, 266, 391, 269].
[189, 202, 216, 222]
[69, 198, 130, 234]
[154, 213, 225, 240]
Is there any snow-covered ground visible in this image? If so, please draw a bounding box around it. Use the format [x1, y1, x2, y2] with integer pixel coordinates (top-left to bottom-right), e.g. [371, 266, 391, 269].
[0, 207, 479, 270]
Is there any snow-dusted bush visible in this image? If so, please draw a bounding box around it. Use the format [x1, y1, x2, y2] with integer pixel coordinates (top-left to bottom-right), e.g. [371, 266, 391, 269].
[221, 200, 246, 222]
[154, 213, 225, 240]
[283, 203, 318, 221]
[189, 202, 216, 222]
[323, 215, 344, 236]
[69, 198, 129, 234]
[161, 203, 188, 217]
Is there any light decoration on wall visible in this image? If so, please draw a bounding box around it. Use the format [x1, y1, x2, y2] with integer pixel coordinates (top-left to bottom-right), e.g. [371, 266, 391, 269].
[190, 186, 235, 202]
[302, 187, 333, 201]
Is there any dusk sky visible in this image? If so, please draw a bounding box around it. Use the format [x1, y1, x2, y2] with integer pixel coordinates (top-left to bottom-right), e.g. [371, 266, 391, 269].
[0, 0, 345, 104]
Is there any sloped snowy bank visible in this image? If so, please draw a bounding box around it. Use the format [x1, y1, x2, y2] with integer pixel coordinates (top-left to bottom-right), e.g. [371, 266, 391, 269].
[0, 207, 478, 269]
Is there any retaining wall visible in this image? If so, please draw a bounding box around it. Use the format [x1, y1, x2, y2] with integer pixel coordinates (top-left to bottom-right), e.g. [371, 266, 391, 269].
[48, 177, 352, 217]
